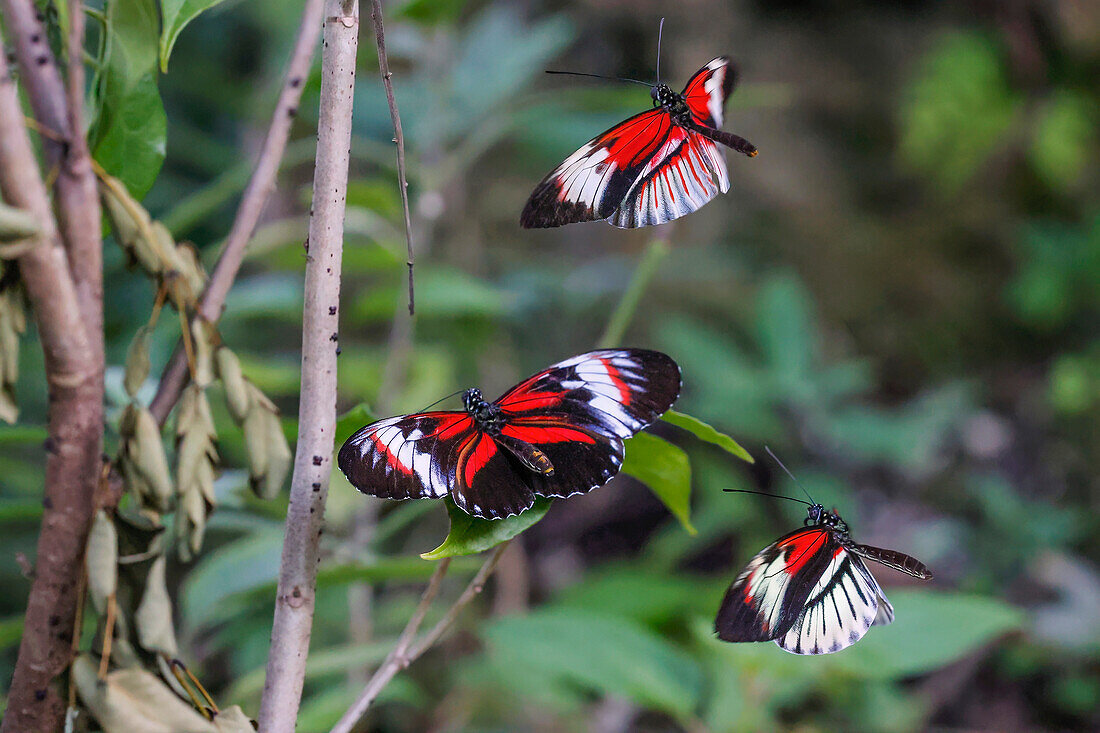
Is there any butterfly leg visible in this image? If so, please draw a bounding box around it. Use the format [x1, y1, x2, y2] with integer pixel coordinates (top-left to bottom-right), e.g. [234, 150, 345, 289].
[494, 433, 555, 476]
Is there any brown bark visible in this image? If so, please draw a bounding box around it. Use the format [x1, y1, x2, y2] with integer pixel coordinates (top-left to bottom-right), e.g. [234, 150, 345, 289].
[0, 34, 102, 732]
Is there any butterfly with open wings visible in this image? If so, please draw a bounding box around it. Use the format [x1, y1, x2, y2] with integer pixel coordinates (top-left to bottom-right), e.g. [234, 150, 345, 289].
[338, 349, 680, 520]
[715, 501, 933, 655]
[521, 55, 757, 229]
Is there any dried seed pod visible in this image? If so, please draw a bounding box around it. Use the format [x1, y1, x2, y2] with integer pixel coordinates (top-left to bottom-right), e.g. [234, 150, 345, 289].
[0, 287, 25, 423]
[134, 555, 178, 656]
[256, 409, 292, 500]
[175, 242, 208, 305]
[176, 385, 218, 512]
[86, 511, 118, 614]
[100, 176, 162, 275]
[242, 406, 270, 492]
[215, 347, 251, 422]
[122, 405, 174, 511]
[189, 317, 216, 388]
[0, 201, 40, 242]
[124, 325, 152, 399]
[175, 480, 208, 560]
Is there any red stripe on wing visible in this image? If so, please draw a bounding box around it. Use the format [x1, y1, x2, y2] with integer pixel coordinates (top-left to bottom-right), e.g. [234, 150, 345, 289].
[778, 529, 830, 576]
[462, 433, 498, 487]
[500, 423, 597, 445]
[601, 357, 632, 406]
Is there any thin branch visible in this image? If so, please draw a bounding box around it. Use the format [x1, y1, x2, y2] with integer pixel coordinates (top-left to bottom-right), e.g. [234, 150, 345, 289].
[598, 236, 671, 349]
[331, 542, 510, 733]
[0, 39, 100, 733]
[148, 0, 327, 426]
[255, 2, 359, 729]
[368, 0, 416, 316]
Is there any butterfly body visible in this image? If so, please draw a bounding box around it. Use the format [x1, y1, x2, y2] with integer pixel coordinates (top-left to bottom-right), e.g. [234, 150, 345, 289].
[338, 349, 680, 520]
[521, 57, 757, 229]
[715, 503, 932, 655]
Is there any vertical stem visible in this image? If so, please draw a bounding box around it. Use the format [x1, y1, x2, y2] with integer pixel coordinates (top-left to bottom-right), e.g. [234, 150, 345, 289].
[256, 2, 359, 729]
[598, 238, 670, 348]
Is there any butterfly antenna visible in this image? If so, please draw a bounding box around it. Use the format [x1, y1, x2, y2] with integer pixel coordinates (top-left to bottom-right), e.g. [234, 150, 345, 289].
[722, 488, 810, 507]
[655, 17, 665, 84]
[544, 70, 651, 87]
[765, 446, 816, 505]
[417, 388, 467, 413]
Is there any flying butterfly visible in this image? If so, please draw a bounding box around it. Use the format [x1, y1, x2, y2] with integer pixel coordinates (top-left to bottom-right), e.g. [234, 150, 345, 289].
[521, 21, 757, 229]
[338, 349, 680, 520]
[715, 470, 933, 655]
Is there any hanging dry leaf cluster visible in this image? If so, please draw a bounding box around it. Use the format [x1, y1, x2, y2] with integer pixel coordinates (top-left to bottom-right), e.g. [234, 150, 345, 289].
[61, 173, 294, 728]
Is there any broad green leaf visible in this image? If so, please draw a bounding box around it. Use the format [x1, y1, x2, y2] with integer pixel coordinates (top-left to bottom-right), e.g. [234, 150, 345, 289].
[831, 589, 1024, 678]
[90, 0, 167, 198]
[555, 564, 724, 626]
[756, 274, 815, 389]
[663, 409, 754, 463]
[181, 529, 283, 629]
[621, 432, 695, 534]
[482, 608, 703, 718]
[352, 268, 509, 322]
[160, 0, 230, 72]
[421, 497, 551, 559]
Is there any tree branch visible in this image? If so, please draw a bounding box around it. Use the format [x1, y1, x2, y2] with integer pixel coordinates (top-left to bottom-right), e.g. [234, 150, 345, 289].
[0, 39, 101, 733]
[367, 0, 416, 315]
[331, 542, 510, 733]
[255, 2, 359, 729]
[148, 0, 327, 426]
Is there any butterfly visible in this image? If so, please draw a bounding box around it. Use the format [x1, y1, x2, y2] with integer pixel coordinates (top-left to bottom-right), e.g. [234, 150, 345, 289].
[715, 501, 933, 655]
[338, 349, 680, 520]
[520, 56, 757, 229]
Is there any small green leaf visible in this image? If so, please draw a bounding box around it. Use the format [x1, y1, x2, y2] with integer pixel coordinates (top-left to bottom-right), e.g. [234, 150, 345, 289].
[90, 0, 167, 199]
[662, 409, 754, 463]
[159, 0, 230, 72]
[421, 497, 551, 559]
[621, 432, 695, 534]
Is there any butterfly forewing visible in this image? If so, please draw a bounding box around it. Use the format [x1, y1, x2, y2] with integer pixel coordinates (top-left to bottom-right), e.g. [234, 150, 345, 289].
[715, 527, 837, 643]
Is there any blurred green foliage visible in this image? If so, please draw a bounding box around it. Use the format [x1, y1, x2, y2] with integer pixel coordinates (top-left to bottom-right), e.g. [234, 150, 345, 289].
[1, 0, 1098, 730]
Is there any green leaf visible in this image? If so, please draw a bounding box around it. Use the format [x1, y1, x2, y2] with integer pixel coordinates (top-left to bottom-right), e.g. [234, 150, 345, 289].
[832, 589, 1024, 678]
[336, 402, 376, 445]
[621, 432, 695, 534]
[482, 608, 704, 719]
[421, 497, 551, 559]
[663, 409, 754, 463]
[181, 529, 283, 630]
[159, 0, 230, 72]
[90, 0, 167, 198]
[555, 565, 723, 626]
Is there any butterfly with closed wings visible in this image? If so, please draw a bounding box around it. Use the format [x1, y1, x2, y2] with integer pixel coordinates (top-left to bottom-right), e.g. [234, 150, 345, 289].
[338, 349, 680, 520]
[521, 22, 757, 229]
[715, 484, 933, 655]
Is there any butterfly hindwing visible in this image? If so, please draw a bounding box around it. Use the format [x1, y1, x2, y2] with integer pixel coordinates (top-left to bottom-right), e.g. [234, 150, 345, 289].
[776, 546, 889, 655]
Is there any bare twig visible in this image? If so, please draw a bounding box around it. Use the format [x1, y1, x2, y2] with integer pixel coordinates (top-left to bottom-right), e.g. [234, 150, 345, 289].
[367, 0, 416, 315]
[255, 2, 360, 729]
[0, 39, 101, 733]
[331, 542, 510, 733]
[148, 0, 327, 426]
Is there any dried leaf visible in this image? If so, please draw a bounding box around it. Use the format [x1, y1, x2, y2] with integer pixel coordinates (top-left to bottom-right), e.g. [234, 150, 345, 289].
[86, 511, 118, 614]
[242, 407, 270, 492]
[211, 706, 255, 733]
[174, 243, 207, 305]
[100, 176, 162, 275]
[72, 654, 218, 732]
[135, 555, 178, 656]
[176, 480, 207, 560]
[123, 325, 152, 399]
[214, 347, 250, 422]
